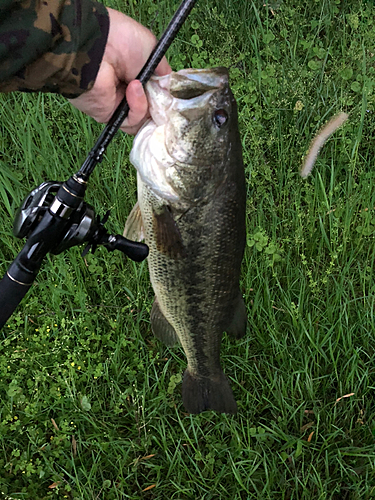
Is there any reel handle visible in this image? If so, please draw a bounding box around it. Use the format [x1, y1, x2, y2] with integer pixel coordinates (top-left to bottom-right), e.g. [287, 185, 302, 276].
[104, 234, 149, 262]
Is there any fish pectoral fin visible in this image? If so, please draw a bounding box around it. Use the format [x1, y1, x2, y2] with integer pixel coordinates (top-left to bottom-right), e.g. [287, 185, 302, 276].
[182, 370, 237, 414]
[152, 205, 185, 259]
[151, 298, 180, 346]
[226, 293, 247, 340]
[123, 202, 145, 241]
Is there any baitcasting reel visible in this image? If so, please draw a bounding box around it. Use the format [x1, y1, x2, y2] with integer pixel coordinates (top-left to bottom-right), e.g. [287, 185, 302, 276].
[13, 180, 146, 259]
[0, 172, 149, 330]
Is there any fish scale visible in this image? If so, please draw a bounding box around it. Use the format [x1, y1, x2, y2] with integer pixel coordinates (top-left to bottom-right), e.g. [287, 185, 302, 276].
[125, 67, 247, 414]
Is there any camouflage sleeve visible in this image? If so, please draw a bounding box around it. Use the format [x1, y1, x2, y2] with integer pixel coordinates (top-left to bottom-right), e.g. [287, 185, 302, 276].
[0, 0, 109, 97]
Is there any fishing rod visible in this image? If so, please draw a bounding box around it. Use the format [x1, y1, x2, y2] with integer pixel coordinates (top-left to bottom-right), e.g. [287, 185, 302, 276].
[0, 0, 197, 330]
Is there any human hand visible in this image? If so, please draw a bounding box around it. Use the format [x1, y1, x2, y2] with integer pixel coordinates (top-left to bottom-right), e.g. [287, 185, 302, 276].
[69, 8, 171, 135]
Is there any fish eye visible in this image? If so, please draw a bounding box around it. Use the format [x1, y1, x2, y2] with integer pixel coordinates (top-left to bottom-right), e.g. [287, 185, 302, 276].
[213, 109, 228, 128]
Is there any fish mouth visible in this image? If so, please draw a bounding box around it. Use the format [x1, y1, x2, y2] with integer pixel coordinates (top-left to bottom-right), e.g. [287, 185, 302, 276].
[146, 67, 229, 126]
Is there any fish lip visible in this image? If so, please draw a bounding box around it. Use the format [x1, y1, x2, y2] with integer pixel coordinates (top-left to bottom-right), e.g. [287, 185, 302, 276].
[175, 67, 229, 86]
[145, 68, 229, 126]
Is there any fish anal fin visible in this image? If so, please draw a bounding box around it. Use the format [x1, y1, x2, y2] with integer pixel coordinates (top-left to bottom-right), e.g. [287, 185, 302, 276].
[182, 370, 237, 414]
[226, 293, 247, 340]
[152, 205, 185, 259]
[151, 298, 179, 346]
[124, 202, 144, 241]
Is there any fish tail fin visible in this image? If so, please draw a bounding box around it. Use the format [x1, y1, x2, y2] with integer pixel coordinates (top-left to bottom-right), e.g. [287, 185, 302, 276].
[182, 370, 237, 414]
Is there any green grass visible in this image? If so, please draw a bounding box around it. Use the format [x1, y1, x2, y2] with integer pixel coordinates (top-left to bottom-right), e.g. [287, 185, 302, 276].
[1, 0, 375, 498]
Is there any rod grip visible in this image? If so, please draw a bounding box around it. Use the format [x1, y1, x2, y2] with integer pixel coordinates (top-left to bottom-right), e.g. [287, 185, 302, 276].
[0, 273, 31, 329]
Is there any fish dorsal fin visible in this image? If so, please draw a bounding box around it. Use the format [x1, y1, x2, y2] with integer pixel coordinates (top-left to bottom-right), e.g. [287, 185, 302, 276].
[123, 202, 145, 241]
[152, 205, 186, 259]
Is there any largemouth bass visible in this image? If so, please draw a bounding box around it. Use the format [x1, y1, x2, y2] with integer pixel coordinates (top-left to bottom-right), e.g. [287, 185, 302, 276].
[125, 67, 246, 414]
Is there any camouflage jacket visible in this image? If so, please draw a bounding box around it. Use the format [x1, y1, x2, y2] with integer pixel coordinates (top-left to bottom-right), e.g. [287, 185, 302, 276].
[0, 0, 109, 97]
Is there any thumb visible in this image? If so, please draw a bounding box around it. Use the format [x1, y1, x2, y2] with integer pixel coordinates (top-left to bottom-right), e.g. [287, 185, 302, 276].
[120, 80, 149, 134]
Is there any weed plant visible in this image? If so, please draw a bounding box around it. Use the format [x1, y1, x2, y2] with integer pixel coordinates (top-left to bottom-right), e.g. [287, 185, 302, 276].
[0, 0, 375, 498]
